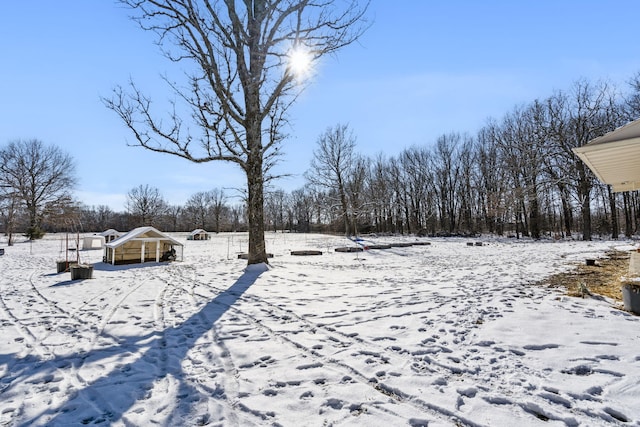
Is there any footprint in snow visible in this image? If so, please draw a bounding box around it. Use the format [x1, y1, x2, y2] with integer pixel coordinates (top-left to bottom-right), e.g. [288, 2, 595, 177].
[296, 362, 323, 370]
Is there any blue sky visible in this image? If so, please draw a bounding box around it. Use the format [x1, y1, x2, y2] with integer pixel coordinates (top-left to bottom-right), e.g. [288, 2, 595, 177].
[2, 1, 640, 211]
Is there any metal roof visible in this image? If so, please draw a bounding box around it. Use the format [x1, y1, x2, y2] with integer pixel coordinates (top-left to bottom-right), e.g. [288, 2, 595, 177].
[573, 119, 640, 192]
[105, 226, 183, 248]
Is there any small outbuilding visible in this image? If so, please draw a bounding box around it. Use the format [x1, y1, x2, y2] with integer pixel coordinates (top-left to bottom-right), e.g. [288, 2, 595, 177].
[187, 229, 211, 240]
[103, 226, 183, 265]
[100, 229, 122, 243]
[82, 234, 105, 250]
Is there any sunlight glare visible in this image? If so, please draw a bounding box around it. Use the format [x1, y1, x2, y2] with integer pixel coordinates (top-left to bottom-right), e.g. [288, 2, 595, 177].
[287, 45, 313, 80]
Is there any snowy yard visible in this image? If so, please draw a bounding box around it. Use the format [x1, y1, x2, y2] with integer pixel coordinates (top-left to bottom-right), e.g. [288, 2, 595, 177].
[0, 233, 639, 426]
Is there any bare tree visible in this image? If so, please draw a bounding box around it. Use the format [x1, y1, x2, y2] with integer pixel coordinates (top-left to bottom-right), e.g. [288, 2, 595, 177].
[624, 71, 640, 120]
[432, 133, 463, 234]
[126, 184, 168, 227]
[0, 139, 76, 239]
[344, 155, 370, 235]
[546, 79, 622, 240]
[206, 188, 227, 233]
[475, 123, 509, 235]
[397, 147, 424, 234]
[305, 124, 358, 235]
[185, 188, 228, 232]
[493, 103, 549, 239]
[104, 0, 369, 264]
[367, 153, 395, 233]
[184, 191, 211, 230]
[265, 189, 286, 232]
[289, 187, 314, 232]
[162, 205, 183, 231]
[453, 136, 477, 235]
[0, 185, 21, 246]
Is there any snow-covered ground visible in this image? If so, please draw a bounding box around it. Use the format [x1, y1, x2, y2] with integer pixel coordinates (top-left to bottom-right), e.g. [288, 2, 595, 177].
[0, 232, 639, 427]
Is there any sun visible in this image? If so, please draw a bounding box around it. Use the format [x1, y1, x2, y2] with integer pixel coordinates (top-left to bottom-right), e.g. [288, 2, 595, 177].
[287, 45, 313, 80]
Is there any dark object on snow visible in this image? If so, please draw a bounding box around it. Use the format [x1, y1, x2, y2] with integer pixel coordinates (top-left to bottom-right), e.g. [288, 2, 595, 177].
[291, 250, 323, 256]
[364, 244, 391, 250]
[56, 260, 77, 273]
[475, 242, 483, 246]
[389, 242, 413, 248]
[161, 248, 177, 261]
[71, 264, 93, 280]
[622, 283, 640, 315]
[335, 247, 363, 253]
[238, 253, 274, 259]
[585, 258, 596, 266]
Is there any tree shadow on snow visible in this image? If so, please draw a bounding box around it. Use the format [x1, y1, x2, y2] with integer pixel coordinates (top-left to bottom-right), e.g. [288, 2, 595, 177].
[11, 264, 268, 426]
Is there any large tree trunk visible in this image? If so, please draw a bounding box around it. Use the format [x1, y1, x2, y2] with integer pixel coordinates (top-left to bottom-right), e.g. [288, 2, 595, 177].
[338, 185, 351, 236]
[529, 187, 540, 239]
[27, 202, 40, 240]
[623, 192, 633, 238]
[579, 182, 592, 241]
[246, 149, 267, 264]
[519, 197, 529, 237]
[560, 188, 573, 238]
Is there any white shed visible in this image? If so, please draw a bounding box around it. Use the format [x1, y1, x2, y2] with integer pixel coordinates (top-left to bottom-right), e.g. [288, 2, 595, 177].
[82, 235, 105, 250]
[100, 229, 122, 243]
[103, 226, 183, 265]
[187, 229, 211, 240]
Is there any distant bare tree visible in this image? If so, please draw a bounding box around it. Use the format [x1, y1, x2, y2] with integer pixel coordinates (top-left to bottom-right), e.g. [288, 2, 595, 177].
[79, 205, 116, 232]
[163, 205, 182, 231]
[0, 185, 20, 245]
[126, 184, 167, 227]
[229, 204, 247, 232]
[398, 146, 437, 234]
[475, 123, 509, 235]
[184, 191, 211, 230]
[546, 79, 621, 240]
[0, 139, 76, 239]
[265, 189, 287, 232]
[185, 188, 227, 231]
[305, 124, 358, 236]
[289, 188, 313, 232]
[367, 153, 394, 233]
[432, 133, 463, 234]
[105, 0, 369, 264]
[624, 71, 640, 120]
[494, 103, 548, 239]
[344, 155, 369, 235]
[207, 188, 227, 233]
[453, 136, 477, 235]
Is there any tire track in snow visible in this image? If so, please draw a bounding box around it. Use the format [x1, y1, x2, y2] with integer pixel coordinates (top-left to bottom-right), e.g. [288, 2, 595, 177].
[176, 262, 594, 426]
[161, 266, 481, 426]
[156, 265, 243, 426]
[0, 259, 164, 426]
[3, 262, 123, 354]
[0, 283, 113, 426]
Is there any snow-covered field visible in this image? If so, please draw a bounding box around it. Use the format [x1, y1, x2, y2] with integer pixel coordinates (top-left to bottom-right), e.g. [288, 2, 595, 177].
[0, 232, 639, 427]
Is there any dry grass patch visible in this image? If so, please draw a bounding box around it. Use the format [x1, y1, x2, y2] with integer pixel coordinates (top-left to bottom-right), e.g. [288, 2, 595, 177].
[543, 250, 631, 302]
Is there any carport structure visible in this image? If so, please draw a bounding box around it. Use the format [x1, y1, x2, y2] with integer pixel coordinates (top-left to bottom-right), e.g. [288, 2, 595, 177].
[103, 226, 183, 265]
[573, 118, 640, 192]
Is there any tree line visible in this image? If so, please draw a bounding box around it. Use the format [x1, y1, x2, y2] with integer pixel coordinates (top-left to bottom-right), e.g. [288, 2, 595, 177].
[2, 75, 640, 242]
[294, 76, 640, 240]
